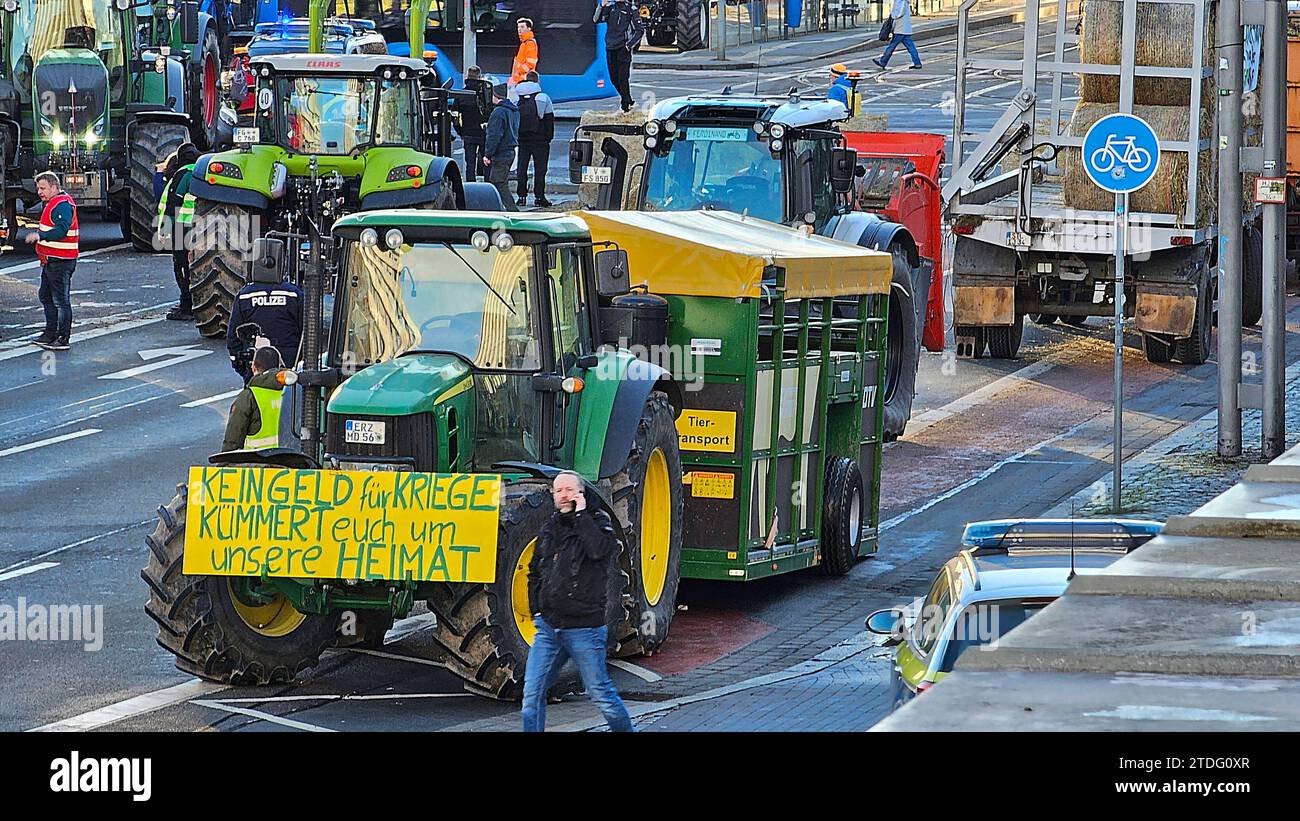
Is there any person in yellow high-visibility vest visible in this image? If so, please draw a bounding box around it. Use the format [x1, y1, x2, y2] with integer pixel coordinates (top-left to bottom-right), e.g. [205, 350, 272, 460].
[222, 347, 288, 451]
[157, 143, 201, 320]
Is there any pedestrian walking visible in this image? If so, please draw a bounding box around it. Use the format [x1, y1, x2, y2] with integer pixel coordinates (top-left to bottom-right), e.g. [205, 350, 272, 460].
[521, 471, 635, 733]
[482, 83, 520, 212]
[453, 65, 488, 182]
[510, 17, 539, 88]
[26, 171, 78, 351]
[873, 0, 923, 70]
[156, 142, 202, 321]
[513, 71, 555, 207]
[227, 260, 304, 382]
[595, 0, 644, 112]
[221, 346, 289, 452]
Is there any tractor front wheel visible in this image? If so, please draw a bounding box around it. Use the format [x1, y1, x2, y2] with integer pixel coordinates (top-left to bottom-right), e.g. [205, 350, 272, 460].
[128, 120, 189, 252]
[141, 478, 339, 685]
[189, 199, 256, 338]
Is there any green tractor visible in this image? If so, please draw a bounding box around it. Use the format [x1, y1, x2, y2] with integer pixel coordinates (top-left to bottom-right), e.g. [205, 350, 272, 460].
[0, 0, 226, 249]
[142, 207, 893, 699]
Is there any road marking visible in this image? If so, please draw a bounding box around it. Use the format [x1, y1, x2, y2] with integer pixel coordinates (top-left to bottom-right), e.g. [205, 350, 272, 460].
[0, 561, 58, 582]
[100, 344, 214, 380]
[899, 356, 1062, 442]
[191, 699, 337, 732]
[609, 659, 664, 682]
[0, 519, 153, 575]
[180, 388, 242, 408]
[0, 312, 169, 362]
[44, 393, 169, 434]
[29, 679, 222, 732]
[344, 647, 443, 667]
[213, 692, 473, 704]
[0, 428, 100, 458]
[0, 242, 130, 278]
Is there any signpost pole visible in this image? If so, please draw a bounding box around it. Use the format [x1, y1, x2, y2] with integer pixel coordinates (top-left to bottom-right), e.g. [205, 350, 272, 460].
[1113, 192, 1126, 513]
[1261, 0, 1287, 458]
[463, 0, 476, 70]
[1217, 0, 1244, 458]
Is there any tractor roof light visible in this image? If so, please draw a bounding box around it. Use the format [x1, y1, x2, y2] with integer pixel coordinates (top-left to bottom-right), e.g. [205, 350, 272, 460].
[155, 56, 166, 73]
[769, 123, 786, 139]
[115, 0, 131, 8]
[770, 138, 784, 152]
[359, 228, 379, 248]
[492, 231, 514, 252]
[470, 230, 491, 252]
[644, 136, 657, 150]
[663, 119, 677, 133]
[260, 66, 269, 77]
[3, 0, 18, 12]
[166, 6, 177, 19]
[752, 121, 766, 134]
[383, 69, 393, 79]
[384, 229, 404, 250]
[644, 120, 660, 137]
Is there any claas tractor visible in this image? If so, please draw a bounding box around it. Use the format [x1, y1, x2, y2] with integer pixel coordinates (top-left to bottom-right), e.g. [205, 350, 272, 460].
[0, 0, 225, 249]
[142, 207, 894, 698]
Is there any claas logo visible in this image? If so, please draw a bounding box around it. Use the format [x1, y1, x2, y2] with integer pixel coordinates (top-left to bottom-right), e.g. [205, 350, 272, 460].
[305, 60, 343, 69]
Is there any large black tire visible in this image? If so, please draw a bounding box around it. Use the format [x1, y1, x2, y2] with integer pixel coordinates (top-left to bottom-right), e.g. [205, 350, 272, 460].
[1061, 314, 1088, 327]
[1028, 313, 1057, 326]
[141, 478, 339, 685]
[189, 198, 255, 338]
[191, 27, 222, 150]
[986, 313, 1024, 359]
[462, 181, 505, 211]
[424, 484, 589, 699]
[1143, 334, 1173, 363]
[675, 0, 709, 50]
[1242, 222, 1264, 327]
[608, 390, 684, 656]
[882, 245, 921, 440]
[647, 27, 674, 47]
[128, 120, 189, 252]
[820, 456, 865, 576]
[1173, 269, 1213, 365]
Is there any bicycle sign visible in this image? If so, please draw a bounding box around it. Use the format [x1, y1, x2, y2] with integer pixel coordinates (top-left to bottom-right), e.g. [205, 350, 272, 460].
[1082, 113, 1160, 194]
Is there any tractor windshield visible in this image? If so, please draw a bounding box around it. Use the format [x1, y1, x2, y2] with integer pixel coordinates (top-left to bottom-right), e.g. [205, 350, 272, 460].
[642, 128, 783, 223]
[338, 240, 542, 372]
[276, 75, 418, 154]
[8, 0, 124, 68]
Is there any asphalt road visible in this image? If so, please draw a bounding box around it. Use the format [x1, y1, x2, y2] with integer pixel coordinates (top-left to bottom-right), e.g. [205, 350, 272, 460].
[2, 22, 1290, 732]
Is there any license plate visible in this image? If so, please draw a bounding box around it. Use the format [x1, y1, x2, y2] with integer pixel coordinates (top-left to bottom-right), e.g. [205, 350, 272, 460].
[64, 173, 86, 186]
[344, 420, 386, 445]
[581, 166, 612, 184]
[233, 127, 260, 144]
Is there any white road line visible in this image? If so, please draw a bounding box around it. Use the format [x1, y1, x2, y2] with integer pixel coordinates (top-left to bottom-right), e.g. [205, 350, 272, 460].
[0, 518, 153, 575]
[214, 692, 473, 704]
[0, 428, 100, 458]
[191, 699, 337, 732]
[0, 242, 130, 278]
[179, 389, 242, 408]
[343, 647, 443, 667]
[42, 394, 168, 434]
[899, 356, 1062, 442]
[0, 561, 58, 582]
[29, 679, 222, 732]
[609, 659, 664, 682]
[0, 312, 169, 362]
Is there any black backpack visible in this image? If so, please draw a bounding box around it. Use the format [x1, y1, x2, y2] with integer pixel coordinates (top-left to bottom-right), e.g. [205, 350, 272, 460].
[518, 93, 542, 140]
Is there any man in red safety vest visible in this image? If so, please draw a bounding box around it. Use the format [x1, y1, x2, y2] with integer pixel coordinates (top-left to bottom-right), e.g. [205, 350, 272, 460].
[25, 171, 79, 351]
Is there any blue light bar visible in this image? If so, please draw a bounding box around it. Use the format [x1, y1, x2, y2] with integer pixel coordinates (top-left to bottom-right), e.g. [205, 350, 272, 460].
[961, 518, 1163, 551]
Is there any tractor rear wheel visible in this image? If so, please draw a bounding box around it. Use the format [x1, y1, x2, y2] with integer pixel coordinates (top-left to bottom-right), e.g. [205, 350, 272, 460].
[189, 199, 255, 338]
[192, 27, 222, 149]
[609, 390, 684, 657]
[141, 477, 339, 685]
[128, 120, 189, 252]
[675, 0, 709, 50]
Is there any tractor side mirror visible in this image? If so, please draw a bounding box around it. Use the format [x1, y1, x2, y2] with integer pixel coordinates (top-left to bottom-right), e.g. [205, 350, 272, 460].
[830, 147, 858, 194]
[250, 237, 287, 284]
[181, 2, 200, 44]
[595, 248, 630, 296]
[569, 137, 594, 184]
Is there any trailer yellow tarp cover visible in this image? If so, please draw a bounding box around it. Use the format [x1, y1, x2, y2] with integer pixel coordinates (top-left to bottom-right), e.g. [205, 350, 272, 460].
[578, 210, 892, 299]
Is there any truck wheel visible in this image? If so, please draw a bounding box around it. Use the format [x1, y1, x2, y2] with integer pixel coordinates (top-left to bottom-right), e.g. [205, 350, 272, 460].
[882, 245, 921, 440]
[955, 325, 986, 358]
[191, 28, 222, 149]
[1029, 313, 1057, 326]
[1143, 334, 1173, 363]
[189, 199, 254, 338]
[1061, 315, 1088, 327]
[141, 478, 339, 685]
[675, 0, 709, 50]
[128, 120, 189, 252]
[1173, 272, 1212, 365]
[647, 28, 674, 47]
[1242, 223, 1264, 327]
[610, 390, 684, 656]
[986, 313, 1024, 359]
[425, 484, 586, 699]
[820, 456, 865, 576]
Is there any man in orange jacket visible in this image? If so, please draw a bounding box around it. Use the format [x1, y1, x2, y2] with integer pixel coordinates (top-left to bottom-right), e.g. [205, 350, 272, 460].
[510, 17, 539, 87]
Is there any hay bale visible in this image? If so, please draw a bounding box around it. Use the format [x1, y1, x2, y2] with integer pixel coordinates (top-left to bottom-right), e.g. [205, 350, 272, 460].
[1060, 102, 1215, 224]
[1078, 0, 1215, 106]
[576, 108, 647, 209]
[842, 113, 889, 132]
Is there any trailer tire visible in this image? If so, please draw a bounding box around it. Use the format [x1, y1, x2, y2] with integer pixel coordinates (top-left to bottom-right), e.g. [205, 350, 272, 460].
[986, 313, 1024, 359]
[128, 120, 189, 252]
[1242, 223, 1263, 327]
[820, 457, 865, 576]
[1143, 334, 1173, 363]
[1173, 270, 1212, 365]
[189, 199, 255, 338]
[675, 0, 709, 50]
[955, 325, 987, 358]
[1029, 313, 1057, 326]
[882, 245, 921, 440]
[142, 477, 339, 685]
[610, 391, 684, 656]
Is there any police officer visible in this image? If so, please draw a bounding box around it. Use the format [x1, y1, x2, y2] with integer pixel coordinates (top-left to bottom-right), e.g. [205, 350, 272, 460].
[227, 256, 303, 382]
[157, 142, 201, 320]
[221, 346, 289, 451]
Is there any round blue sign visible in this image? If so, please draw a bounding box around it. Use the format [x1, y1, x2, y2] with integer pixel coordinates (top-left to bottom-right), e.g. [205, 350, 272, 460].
[1081, 113, 1161, 194]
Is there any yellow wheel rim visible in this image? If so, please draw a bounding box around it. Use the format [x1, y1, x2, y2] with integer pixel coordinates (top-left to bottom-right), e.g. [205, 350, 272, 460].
[227, 580, 307, 638]
[512, 538, 537, 645]
[640, 448, 671, 607]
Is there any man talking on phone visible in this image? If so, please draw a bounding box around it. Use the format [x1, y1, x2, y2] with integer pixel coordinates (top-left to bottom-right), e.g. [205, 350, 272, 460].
[521, 471, 634, 732]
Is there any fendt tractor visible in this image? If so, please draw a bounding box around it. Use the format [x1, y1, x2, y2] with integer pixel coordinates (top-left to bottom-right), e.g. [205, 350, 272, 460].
[0, 0, 225, 249]
[184, 0, 488, 338]
[638, 0, 711, 50]
[142, 207, 894, 698]
[570, 93, 946, 438]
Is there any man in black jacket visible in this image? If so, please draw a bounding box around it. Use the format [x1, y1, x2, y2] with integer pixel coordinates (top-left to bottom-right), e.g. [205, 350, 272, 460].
[521, 471, 634, 732]
[482, 84, 520, 211]
[453, 66, 487, 182]
[595, 0, 643, 112]
[512, 71, 555, 207]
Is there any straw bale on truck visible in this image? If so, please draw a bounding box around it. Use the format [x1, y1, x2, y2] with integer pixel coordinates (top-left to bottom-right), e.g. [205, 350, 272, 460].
[1077, 0, 1215, 106]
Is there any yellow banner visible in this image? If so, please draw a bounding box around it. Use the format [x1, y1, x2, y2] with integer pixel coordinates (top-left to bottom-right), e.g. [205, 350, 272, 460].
[676, 409, 738, 452]
[182, 466, 501, 583]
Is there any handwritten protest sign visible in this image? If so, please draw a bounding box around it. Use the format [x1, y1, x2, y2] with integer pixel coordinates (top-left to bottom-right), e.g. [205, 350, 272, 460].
[182, 466, 501, 583]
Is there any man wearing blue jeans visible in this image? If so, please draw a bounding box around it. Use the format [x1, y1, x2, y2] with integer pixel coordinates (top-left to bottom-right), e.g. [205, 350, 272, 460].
[873, 0, 922, 70]
[521, 471, 634, 732]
